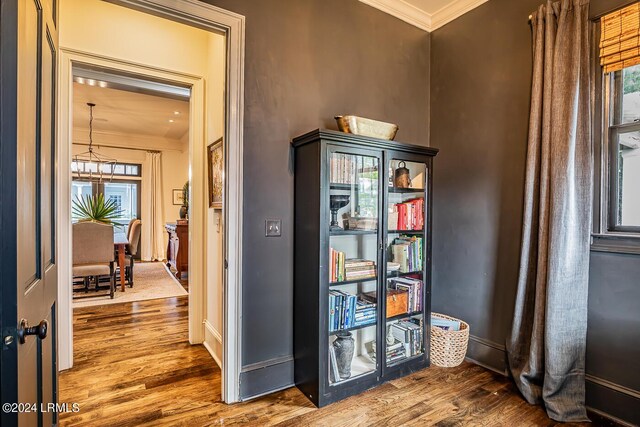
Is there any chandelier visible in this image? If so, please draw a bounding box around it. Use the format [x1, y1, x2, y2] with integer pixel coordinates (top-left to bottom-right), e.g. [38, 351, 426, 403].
[73, 102, 119, 182]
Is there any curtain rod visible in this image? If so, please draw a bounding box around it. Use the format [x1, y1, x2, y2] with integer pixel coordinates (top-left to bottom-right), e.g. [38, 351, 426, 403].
[72, 142, 176, 153]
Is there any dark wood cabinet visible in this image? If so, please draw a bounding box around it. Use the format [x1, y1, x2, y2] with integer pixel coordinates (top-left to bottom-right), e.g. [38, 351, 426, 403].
[292, 129, 438, 407]
[166, 222, 188, 279]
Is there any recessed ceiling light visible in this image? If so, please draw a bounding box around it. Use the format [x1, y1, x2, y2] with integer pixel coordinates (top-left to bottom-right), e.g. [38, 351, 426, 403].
[169, 119, 174, 123]
[173, 111, 180, 115]
[76, 77, 85, 84]
[98, 81, 107, 88]
[87, 79, 96, 86]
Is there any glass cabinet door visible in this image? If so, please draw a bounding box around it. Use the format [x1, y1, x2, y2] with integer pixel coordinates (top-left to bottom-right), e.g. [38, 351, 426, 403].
[327, 149, 380, 386]
[384, 159, 428, 367]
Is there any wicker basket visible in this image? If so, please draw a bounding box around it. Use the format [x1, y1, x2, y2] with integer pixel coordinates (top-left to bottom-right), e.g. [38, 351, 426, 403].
[430, 313, 469, 367]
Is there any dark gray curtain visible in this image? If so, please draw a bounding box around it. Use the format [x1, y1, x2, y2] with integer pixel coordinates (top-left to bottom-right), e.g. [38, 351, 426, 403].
[506, 0, 592, 422]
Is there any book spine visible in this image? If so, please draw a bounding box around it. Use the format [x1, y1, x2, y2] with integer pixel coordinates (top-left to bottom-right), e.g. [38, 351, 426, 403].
[329, 293, 335, 332]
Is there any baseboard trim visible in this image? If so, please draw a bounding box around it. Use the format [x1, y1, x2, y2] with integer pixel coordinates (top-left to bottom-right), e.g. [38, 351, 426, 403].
[586, 376, 640, 426]
[239, 383, 294, 402]
[586, 406, 637, 427]
[203, 341, 221, 369]
[203, 320, 222, 369]
[239, 356, 294, 400]
[241, 355, 293, 372]
[465, 356, 508, 376]
[586, 374, 640, 400]
[465, 334, 508, 375]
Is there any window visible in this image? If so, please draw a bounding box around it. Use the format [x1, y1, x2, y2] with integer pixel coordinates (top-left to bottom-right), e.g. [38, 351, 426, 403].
[607, 65, 640, 231]
[71, 161, 141, 178]
[594, 3, 640, 253]
[71, 162, 141, 231]
[71, 180, 140, 229]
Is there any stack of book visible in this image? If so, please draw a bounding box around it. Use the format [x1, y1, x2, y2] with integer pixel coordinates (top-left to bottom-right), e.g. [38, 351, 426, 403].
[391, 236, 423, 273]
[390, 320, 423, 359]
[330, 153, 355, 184]
[329, 291, 377, 331]
[386, 341, 406, 364]
[345, 259, 376, 281]
[389, 198, 424, 230]
[388, 277, 423, 312]
[354, 299, 377, 327]
[330, 249, 377, 282]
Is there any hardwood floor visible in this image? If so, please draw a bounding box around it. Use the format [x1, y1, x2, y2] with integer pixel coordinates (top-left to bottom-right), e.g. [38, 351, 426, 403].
[60, 297, 608, 426]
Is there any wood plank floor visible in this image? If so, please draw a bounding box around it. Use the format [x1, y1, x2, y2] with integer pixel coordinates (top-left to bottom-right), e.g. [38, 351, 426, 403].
[60, 297, 610, 426]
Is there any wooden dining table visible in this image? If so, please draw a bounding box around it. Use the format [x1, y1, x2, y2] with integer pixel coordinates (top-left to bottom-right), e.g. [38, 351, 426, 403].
[114, 232, 129, 292]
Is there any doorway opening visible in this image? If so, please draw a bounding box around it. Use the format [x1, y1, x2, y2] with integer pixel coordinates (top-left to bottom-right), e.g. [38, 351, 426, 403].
[69, 67, 192, 305]
[56, 0, 245, 406]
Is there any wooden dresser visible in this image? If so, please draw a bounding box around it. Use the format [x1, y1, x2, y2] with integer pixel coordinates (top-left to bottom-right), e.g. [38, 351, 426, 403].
[165, 222, 188, 279]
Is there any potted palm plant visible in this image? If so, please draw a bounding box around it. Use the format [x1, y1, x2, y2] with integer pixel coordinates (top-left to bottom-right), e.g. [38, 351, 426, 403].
[72, 193, 121, 225]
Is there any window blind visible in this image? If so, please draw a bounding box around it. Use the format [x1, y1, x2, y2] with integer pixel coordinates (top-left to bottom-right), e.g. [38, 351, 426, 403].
[600, 2, 640, 73]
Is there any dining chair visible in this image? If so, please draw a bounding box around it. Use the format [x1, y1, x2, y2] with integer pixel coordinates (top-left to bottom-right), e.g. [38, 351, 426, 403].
[125, 219, 141, 287]
[72, 221, 115, 298]
[126, 218, 137, 239]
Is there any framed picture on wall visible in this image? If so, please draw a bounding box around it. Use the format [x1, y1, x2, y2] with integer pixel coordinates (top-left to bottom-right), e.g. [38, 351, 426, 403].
[207, 137, 223, 209]
[172, 189, 184, 206]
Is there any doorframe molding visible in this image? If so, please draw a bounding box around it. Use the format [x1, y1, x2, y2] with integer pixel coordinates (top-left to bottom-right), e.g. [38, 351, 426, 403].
[57, 0, 245, 403]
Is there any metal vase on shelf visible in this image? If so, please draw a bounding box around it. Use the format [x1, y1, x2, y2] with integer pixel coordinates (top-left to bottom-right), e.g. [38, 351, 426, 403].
[329, 195, 350, 231]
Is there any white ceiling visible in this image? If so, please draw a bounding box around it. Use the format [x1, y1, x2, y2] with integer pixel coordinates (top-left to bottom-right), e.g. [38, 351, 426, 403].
[359, 0, 488, 32]
[73, 82, 190, 141]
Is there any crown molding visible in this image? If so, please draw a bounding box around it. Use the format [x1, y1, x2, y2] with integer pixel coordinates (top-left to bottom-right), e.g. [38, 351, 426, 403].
[359, 0, 431, 32]
[430, 0, 489, 31]
[359, 0, 488, 32]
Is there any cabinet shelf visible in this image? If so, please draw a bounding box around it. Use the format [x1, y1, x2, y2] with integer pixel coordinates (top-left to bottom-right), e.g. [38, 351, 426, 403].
[388, 230, 424, 234]
[386, 310, 423, 323]
[329, 183, 354, 190]
[386, 270, 423, 278]
[329, 321, 377, 336]
[388, 187, 425, 194]
[330, 229, 377, 236]
[329, 276, 377, 286]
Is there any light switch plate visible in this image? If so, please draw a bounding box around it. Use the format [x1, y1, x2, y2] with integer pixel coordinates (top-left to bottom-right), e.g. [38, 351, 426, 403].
[265, 219, 281, 237]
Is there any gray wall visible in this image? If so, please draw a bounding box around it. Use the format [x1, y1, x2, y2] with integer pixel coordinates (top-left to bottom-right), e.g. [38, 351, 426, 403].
[201, 0, 430, 398]
[430, 0, 640, 424]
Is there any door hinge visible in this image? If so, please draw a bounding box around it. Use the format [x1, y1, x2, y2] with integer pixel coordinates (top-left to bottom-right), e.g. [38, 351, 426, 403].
[224, 259, 229, 269]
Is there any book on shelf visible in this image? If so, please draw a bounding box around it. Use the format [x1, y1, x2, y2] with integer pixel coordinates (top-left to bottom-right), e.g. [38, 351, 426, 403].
[388, 277, 423, 312]
[386, 340, 406, 363]
[390, 236, 423, 273]
[388, 198, 424, 230]
[330, 250, 376, 282]
[389, 320, 423, 359]
[329, 291, 377, 331]
[329, 345, 341, 383]
[330, 153, 355, 185]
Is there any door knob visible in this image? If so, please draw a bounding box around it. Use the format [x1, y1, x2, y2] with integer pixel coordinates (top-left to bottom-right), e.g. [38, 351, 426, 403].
[17, 319, 48, 344]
